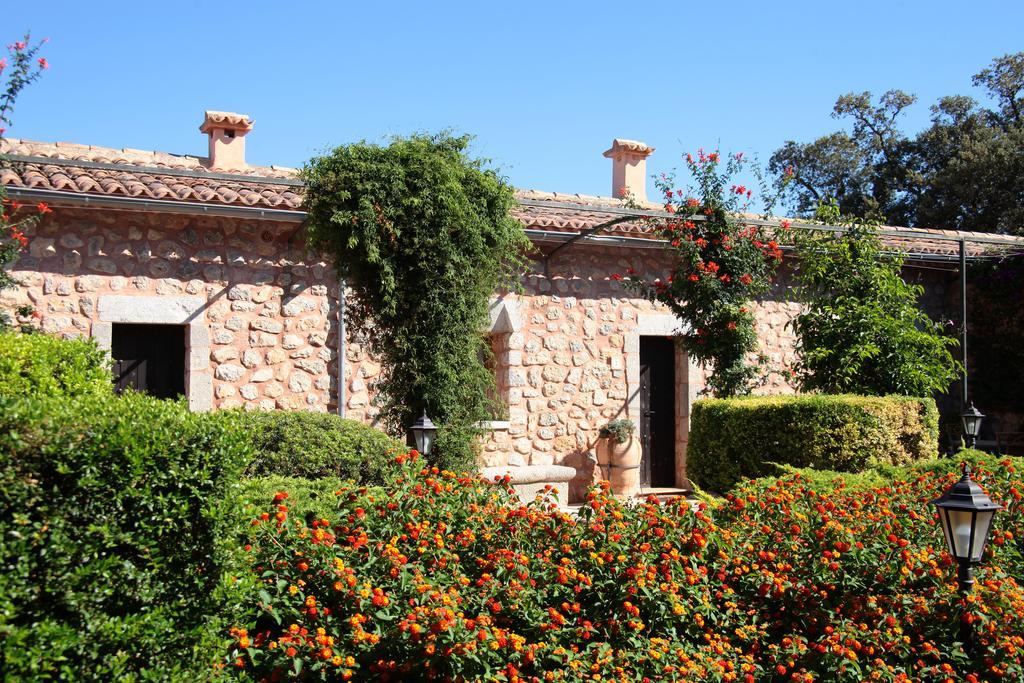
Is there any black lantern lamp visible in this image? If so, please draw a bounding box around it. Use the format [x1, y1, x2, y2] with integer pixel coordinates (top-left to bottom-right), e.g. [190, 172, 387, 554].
[930, 464, 1002, 593]
[961, 403, 985, 449]
[408, 410, 438, 457]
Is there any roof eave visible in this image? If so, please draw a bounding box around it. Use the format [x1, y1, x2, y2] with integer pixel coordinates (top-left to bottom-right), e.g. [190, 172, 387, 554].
[6, 186, 306, 223]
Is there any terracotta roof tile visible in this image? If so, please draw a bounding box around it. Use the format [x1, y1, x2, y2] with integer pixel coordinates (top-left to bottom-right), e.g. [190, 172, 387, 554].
[199, 111, 254, 133]
[2, 138, 303, 211]
[2, 138, 297, 177]
[3, 138, 1022, 259]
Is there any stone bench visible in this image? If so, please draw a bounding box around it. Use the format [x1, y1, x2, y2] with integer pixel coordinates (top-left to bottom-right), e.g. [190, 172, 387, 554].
[479, 464, 576, 508]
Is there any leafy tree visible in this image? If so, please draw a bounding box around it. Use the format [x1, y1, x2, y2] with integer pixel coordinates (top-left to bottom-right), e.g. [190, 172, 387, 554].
[302, 132, 529, 470]
[771, 53, 1024, 234]
[789, 202, 961, 397]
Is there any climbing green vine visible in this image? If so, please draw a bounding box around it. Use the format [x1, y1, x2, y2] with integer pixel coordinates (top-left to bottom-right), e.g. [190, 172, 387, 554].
[302, 132, 529, 469]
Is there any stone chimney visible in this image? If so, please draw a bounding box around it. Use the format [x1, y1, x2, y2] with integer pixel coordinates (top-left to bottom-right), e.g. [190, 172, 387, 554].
[602, 139, 654, 202]
[199, 111, 254, 171]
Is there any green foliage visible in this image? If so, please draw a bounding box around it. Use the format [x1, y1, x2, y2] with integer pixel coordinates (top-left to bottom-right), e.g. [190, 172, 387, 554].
[235, 475, 357, 524]
[242, 410, 404, 484]
[0, 391, 252, 680]
[621, 151, 786, 396]
[771, 52, 1024, 234]
[789, 202, 961, 396]
[598, 418, 634, 444]
[302, 132, 530, 470]
[687, 393, 939, 492]
[0, 328, 111, 399]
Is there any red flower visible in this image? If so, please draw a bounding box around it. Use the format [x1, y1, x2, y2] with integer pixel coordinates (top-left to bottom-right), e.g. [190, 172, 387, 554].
[37, 202, 52, 214]
[38, 57, 49, 69]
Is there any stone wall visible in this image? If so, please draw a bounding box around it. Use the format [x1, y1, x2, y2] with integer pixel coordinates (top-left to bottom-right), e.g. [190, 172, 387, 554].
[2, 208, 339, 412]
[345, 244, 804, 500]
[13, 208, 980, 501]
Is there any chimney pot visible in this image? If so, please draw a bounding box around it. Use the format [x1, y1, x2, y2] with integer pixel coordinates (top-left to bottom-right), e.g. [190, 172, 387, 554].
[199, 111, 254, 171]
[602, 139, 654, 202]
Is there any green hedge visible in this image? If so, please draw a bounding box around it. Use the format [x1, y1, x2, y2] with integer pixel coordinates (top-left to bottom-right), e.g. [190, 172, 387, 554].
[0, 392, 251, 680]
[0, 330, 111, 399]
[243, 410, 404, 484]
[687, 394, 939, 492]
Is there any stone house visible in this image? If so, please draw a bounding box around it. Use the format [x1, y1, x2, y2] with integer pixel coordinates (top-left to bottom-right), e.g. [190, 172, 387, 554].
[3, 112, 1021, 502]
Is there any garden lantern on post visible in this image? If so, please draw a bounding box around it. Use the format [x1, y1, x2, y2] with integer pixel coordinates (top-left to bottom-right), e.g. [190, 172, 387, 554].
[931, 464, 1001, 592]
[409, 410, 438, 457]
[930, 464, 1001, 654]
[961, 403, 985, 450]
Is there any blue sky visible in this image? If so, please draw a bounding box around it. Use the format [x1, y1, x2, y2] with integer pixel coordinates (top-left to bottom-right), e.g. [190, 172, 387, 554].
[5, 1, 1022, 200]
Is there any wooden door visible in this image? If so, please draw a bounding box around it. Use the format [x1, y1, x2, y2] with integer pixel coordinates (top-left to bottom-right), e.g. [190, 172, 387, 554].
[639, 337, 676, 488]
[111, 323, 186, 399]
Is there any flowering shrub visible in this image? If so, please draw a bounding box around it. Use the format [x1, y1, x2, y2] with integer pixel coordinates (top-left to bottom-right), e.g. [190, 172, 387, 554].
[618, 151, 790, 396]
[226, 451, 1024, 681]
[1, 34, 49, 329]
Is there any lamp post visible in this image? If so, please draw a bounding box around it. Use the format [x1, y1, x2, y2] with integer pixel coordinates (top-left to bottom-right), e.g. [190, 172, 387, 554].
[930, 464, 1002, 653]
[408, 410, 438, 457]
[961, 404, 985, 450]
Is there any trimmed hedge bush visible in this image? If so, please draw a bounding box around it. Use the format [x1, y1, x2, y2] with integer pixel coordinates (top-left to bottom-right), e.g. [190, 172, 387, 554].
[0, 392, 251, 680]
[0, 330, 111, 399]
[243, 410, 404, 484]
[687, 393, 939, 492]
